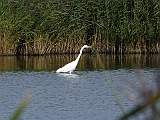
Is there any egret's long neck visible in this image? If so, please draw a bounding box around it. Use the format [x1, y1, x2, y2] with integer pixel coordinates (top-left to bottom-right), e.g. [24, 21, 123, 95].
[75, 47, 84, 63]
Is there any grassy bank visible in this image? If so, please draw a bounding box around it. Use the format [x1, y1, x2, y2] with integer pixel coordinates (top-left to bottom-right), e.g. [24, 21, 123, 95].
[0, 0, 159, 55]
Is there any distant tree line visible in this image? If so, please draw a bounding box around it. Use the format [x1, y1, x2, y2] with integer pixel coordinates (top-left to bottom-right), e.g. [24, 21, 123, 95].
[0, 0, 159, 55]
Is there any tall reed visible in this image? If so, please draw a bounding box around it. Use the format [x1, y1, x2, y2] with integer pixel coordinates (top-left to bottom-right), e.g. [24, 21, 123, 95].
[0, 0, 159, 55]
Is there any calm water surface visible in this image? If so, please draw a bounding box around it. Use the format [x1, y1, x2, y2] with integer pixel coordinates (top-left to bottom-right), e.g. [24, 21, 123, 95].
[0, 54, 158, 120]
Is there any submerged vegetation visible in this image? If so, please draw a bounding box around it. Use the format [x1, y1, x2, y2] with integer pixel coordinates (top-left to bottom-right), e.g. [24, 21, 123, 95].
[0, 0, 159, 55]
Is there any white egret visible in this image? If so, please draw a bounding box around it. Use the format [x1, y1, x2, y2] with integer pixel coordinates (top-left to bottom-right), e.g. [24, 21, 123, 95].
[56, 45, 92, 74]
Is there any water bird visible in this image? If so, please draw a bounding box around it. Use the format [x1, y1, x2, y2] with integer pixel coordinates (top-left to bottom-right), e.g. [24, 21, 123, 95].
[56, 45, 92, 74]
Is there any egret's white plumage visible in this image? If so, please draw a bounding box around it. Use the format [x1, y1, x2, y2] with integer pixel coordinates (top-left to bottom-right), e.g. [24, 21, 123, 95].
[56, 45, 92, 74]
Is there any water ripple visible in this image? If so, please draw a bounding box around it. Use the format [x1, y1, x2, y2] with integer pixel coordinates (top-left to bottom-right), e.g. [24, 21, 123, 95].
[0, 69, 156, 120]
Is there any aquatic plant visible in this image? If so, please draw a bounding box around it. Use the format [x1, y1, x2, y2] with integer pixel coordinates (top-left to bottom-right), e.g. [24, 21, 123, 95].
[93, 46, 160, 119]
[10, 93, 32, 120]
[118, 57, 160, 119]
[0, 0, 159, 55]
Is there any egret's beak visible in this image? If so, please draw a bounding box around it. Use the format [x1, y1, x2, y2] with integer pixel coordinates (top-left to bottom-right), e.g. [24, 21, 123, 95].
[88, 46, 92, 48]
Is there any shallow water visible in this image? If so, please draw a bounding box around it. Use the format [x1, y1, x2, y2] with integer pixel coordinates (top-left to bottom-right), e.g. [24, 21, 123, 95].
[0, 54, 158, 120]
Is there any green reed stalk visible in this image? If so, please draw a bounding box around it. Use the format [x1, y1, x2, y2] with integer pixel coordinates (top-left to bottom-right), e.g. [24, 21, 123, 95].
[96, 52, 127, 116]
[10, 93, 32, 120]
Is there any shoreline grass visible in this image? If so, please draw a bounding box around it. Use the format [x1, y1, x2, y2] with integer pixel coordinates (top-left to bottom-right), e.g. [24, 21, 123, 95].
[0, 0, 159, 55]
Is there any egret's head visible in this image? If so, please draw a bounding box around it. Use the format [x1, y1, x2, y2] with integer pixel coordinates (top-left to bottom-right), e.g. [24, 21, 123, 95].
[83, 45, 92, 49]
[87, 46, 92, 48]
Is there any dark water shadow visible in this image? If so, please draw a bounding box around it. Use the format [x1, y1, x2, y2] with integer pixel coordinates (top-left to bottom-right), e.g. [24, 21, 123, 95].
[0, 54, 158, 71]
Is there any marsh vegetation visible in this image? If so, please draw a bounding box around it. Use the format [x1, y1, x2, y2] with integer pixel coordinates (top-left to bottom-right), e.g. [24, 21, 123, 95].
[0, 0, 159, 55]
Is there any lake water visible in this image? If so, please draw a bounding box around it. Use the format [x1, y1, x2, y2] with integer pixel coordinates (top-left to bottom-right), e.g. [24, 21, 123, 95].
[0, 54, 159, 120]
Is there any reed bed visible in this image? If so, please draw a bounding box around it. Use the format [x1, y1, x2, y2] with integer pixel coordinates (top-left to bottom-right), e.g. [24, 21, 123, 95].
[0, 0, 159, 55]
